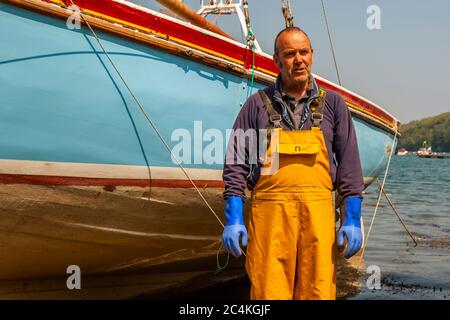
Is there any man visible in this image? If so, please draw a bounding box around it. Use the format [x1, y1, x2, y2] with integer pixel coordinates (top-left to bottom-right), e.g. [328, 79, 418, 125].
[221, 27, 364, 300]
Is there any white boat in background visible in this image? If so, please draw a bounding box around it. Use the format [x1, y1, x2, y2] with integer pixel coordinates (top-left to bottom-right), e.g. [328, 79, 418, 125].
[417, 147, 449, 159]
[417, 147, 433, 157]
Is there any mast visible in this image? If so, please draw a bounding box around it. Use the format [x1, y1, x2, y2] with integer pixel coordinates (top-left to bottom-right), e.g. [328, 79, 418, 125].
[154, 0, 233, 39]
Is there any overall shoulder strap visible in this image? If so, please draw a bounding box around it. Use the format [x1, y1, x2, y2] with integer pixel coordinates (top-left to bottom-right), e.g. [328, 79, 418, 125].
[258, 90, 282, 129]
[310, 87, 327, 127]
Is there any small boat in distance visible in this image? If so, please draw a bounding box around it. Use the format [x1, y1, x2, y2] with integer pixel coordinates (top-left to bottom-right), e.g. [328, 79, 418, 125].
[417, 148, 449, 159]
[397, 148, 409, 156]
[417, 141, 449, 159]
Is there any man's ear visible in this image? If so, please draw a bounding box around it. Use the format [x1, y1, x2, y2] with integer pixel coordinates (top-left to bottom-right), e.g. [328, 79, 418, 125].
[273, 54, 281, 70]
[311, 48, 314, 65]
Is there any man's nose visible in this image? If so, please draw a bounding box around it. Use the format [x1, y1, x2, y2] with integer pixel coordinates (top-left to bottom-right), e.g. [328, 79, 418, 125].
[293, 52, 302, 63]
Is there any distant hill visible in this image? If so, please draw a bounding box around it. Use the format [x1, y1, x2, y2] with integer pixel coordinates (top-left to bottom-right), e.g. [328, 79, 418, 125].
[398, 112, 450, 152]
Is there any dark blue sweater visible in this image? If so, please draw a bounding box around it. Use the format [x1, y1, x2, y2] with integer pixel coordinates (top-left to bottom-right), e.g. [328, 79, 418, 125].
[223, 77, 364, 200]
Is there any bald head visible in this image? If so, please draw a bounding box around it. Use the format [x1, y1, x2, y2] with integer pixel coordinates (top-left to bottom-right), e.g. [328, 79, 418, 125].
[274, 27, 312, 55]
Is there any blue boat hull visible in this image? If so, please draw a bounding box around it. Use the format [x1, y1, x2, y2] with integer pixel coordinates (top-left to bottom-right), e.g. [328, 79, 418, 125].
[0, 3, 395, 182]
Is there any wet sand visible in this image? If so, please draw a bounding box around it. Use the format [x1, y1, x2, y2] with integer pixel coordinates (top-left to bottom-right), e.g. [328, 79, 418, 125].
[134, 254, 363, 300]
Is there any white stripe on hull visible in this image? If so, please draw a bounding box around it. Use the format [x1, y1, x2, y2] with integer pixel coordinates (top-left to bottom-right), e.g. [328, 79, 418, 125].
[0, 159, 222, 181]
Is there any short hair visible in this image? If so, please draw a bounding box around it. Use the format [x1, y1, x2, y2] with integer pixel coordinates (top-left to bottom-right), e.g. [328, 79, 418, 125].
[273, 27, 311, 55]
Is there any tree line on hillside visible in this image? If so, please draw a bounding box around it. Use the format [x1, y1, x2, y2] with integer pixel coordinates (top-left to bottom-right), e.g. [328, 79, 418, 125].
[397, 112, 450, 152]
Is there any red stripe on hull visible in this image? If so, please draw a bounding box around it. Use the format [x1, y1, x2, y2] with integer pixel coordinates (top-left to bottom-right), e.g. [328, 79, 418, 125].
[0, 174, 224, 188]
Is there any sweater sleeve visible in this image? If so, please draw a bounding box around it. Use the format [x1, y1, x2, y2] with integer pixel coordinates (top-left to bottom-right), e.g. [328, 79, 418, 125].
[222, 95, 259, 200]
[332, 93, 365, 199]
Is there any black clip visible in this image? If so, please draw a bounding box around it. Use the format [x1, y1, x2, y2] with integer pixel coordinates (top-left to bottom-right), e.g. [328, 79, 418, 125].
[269, 114, 282, 127]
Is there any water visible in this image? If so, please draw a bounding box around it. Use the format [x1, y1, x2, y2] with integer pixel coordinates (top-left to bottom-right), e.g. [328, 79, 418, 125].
[352, 155, 450, 300]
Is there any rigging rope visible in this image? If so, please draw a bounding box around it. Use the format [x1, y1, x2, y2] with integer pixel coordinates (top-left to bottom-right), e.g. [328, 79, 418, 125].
[243, 0, 256, 99]
[281, 0, 294, 28]
[320, 0, 342, 86]
[376, 179, 418, 246]
[246, 33, 256, 100]
[68, 0, 226, 231]
[359, 124, 399, 264]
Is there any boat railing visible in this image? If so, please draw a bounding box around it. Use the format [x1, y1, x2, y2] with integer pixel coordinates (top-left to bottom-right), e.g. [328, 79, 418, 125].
[197, 0, 262, 52]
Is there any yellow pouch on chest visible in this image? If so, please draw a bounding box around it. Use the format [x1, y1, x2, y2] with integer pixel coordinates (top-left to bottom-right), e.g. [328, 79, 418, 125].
[278, 142, 320, 155]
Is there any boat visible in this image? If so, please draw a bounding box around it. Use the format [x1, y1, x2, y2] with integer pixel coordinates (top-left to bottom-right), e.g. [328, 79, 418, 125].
[397, 148, 408, 156]
[417, 148, 449, 159]
[0, 0, 400, 298]
[417, 141, 449, 159]
[417, 147, 434, 157]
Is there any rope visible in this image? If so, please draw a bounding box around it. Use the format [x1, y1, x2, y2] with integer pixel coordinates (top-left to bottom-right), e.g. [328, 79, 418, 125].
[376, 179, 418, 246]
[69, 1, 225, 231]
[242, 0, 256, 99]
[359, 124, 399, 264]
[320, 0, 342, 86]
[281, 0, 294, 28]
[216, 243, 230, 272]
[246, 33, 256, 100]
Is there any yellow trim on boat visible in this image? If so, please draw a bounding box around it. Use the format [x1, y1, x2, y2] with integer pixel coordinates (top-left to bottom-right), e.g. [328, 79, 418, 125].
[48, 0, 65, 5]
[346, 101, 394, 128]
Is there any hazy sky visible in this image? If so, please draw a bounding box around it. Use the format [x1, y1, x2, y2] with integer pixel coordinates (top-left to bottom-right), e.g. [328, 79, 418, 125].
[130, 0, 450, 123]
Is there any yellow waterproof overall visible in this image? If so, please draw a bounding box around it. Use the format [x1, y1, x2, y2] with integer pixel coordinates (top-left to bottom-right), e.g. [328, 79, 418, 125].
[245, 91, 336, 300]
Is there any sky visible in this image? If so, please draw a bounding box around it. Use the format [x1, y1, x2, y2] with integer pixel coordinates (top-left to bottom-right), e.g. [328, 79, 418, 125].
[130, 0, 450, 123]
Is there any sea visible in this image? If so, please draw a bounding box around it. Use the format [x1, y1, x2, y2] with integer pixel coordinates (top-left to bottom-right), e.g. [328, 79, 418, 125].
[352, 155, 450, 300]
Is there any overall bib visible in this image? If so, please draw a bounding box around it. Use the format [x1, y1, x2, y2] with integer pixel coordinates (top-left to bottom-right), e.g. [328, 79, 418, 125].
[245, 89, 336, 300]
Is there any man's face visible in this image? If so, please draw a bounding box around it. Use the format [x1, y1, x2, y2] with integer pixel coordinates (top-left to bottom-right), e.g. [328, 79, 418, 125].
[274, 31, 314, 87]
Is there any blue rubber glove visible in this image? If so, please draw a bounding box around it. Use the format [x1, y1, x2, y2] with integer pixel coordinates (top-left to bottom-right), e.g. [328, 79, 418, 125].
[221, 196, 248, 257]
[338, 197, 363, 259]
